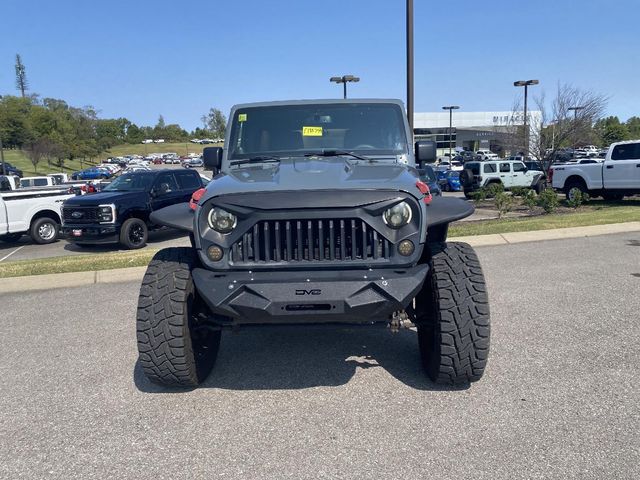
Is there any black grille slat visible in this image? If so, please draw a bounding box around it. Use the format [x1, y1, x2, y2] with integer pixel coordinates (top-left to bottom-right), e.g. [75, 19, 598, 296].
[275, 221, 282, 261]
[264, 222, 271, 262]
[296, 221, 303, 261]
[329, 221, 335, 260]
[340, 220, 346, 260]
[318, 220, 324, 261]
[373, 231, 379, 259]
[253, 224, 260, 261]
[351, 220, 357, 260]
[231, 218, 392, 265]
[286, 221, 292, 261]
[362, 221, 367, 259]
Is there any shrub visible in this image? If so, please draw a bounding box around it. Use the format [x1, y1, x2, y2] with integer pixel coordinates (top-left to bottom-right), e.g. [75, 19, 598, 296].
[469, 189, 487, 202]
[566, 190, 590, 209]
[494, 191, 513, 218]
[485, 182, 504, 197]
[510, 186, 529, 197]
[522, 189, 538, 209]
[537, 188, 560, 213]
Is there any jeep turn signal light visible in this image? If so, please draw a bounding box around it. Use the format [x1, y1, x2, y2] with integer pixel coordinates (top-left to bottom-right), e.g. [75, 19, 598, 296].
[190, 188, 206, 211]
[415, 181, 432, 205]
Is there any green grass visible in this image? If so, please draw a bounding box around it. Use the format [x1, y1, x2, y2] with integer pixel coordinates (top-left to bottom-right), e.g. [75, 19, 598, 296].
[450, 200, 640, 237]
[2, 142, 219, 177]
[2, 150, 100, 177]
[0, 250, 157, 278]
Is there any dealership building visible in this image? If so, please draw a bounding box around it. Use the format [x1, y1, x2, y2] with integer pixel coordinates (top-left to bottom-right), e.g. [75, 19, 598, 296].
[413, 111, 542, 156]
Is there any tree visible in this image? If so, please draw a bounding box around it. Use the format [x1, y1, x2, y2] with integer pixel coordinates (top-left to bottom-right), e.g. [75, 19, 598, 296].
[594, 116, 629, 145]
[15, 54, 29, 97]
[626, 117, 640, 139]
[505, 83, 608, 171]
[205, 108, 227, 139]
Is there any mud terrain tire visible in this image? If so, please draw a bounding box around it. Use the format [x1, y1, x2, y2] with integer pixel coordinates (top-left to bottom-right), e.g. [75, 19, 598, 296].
[136, 247, 221, 387]
[414, 242, 490, 385]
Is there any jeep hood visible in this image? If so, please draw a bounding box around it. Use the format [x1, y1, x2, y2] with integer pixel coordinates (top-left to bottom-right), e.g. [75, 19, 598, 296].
[204, 157, 419, 200]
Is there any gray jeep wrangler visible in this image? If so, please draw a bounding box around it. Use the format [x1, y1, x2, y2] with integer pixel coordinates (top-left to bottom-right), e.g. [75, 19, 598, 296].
[136, 99, 490, 387]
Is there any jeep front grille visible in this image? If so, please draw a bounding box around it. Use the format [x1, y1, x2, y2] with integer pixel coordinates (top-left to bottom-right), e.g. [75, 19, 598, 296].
[230, 219, 390, 264]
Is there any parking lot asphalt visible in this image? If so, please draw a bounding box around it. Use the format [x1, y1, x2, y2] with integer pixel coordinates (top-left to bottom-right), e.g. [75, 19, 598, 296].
[1, 232, 639, 479]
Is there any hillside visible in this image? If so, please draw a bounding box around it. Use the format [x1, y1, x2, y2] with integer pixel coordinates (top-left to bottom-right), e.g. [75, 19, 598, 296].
[1, 142, 222, 177]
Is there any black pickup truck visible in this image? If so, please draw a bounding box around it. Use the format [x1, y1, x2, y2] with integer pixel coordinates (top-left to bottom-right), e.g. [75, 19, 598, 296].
[61, 169, 205, 249]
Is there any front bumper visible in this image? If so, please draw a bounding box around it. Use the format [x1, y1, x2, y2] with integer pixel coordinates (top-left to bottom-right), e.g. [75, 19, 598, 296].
[192, 264, 428, 325]
[61, 224, 119, 244]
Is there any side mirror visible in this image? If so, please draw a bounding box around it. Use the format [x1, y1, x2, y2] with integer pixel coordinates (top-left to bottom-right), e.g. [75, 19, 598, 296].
[415, 140, 437, 164]
[203, 147, 223, 171]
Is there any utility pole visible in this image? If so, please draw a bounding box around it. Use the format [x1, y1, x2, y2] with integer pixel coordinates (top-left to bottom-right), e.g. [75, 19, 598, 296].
[406, 0, 414, 134]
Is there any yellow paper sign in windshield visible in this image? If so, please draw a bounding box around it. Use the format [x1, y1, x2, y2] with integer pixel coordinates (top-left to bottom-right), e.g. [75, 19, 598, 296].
[238, 113, 247, 122]
[302, 126, 323, 136]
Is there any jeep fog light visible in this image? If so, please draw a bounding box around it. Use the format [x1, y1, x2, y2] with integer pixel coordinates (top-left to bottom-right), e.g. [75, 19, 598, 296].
[208, 208, 237, 234]
[383, 202, 412, 228]
[398, 240, 415, 256]
[207, 245, 224, 262]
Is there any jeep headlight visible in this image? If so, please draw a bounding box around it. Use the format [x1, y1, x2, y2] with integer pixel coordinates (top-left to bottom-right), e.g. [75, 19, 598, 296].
[383, 201, 412, 229]
[208, 208, 237, 234]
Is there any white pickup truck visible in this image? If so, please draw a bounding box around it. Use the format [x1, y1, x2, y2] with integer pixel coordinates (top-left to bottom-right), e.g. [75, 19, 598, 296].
[550, 140, 640, 201]
[0, 188, 75, 244]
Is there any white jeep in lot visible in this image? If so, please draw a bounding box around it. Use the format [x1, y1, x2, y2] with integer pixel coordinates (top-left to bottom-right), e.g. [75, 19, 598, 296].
[550, 140, 640, 200]
[460, 160, 546, 197]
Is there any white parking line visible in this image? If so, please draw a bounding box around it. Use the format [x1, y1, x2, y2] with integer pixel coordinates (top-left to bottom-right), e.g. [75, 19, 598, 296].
[0, 246, 25, 262]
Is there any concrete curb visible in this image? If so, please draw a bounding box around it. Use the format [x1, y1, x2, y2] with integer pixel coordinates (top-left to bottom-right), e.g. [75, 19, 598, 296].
[453, 221, 640, 247]
[1, 222, 639, 294]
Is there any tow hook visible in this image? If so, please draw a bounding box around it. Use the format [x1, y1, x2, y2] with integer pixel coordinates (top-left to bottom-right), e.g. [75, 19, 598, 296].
[389, 310, 413, 333]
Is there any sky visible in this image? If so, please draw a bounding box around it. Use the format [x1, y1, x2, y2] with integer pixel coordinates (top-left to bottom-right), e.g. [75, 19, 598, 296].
[1, 0, 638, 131]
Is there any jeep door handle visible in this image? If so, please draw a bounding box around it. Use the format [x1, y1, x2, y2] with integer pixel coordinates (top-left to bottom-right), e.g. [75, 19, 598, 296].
[606, 165, 614, 169]
[637, 164, 640, 168]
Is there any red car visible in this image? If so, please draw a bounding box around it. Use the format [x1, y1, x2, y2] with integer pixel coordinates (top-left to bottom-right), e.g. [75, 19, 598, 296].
[152, 158, 163, 165]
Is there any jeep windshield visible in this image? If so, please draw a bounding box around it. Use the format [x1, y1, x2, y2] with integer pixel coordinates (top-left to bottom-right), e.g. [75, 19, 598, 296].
[103, 173, 155, 191]
[227, 103, 409, 162]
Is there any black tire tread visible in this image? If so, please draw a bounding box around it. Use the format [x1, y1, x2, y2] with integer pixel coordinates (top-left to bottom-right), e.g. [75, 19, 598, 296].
[418, 242, 490, 385]
[136, 247, 201, 386]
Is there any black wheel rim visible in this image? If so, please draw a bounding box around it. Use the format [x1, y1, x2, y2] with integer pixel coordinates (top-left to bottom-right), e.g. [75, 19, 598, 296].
[129, 224, 144, 245]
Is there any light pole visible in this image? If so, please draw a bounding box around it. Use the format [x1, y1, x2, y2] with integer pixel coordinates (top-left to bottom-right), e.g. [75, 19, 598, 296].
[329, 75, 360, 99]
[442, 105, 460, 159]
[568, 106, 585, 147]
[514, 79, 539, 156]
[568, 106, 585, 120]
[407, 0, 414, 134]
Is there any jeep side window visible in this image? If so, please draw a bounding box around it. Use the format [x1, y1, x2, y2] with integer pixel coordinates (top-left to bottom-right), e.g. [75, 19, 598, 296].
[513, 162, 526, 172]
[499, 163, 511, 173]
[483, 163, 497, 173]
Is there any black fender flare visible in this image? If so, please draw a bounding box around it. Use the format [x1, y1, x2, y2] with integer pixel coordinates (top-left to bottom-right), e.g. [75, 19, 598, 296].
[149, 203, 194, 233]
[530, 173, 544, 187]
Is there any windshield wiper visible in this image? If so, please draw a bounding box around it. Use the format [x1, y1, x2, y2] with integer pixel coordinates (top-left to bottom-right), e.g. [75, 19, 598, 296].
[304, 150, 371, 162]
[230, 155, 282, 166]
